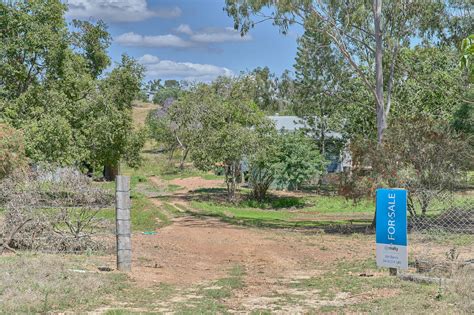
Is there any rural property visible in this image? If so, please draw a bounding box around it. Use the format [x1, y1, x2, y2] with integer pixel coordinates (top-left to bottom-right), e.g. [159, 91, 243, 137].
[1, 1, 473, 314]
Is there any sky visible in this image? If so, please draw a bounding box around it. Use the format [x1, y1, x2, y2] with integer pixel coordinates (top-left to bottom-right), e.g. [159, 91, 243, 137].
[65, 0, 303, 82]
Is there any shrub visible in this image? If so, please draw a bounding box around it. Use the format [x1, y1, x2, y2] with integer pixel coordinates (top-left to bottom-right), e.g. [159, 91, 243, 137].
[347, 117, 473, 215]
[249, 131, 327, 200]
[0, 124, 27, 179]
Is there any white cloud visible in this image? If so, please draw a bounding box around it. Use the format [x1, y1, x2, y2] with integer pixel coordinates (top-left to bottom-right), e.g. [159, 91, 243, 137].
[115, 25, 251, 49]
[138, 54, 233, 82]
[115, 32, 193, 48]
[66, 0, 181, 22]
[175, 24, 193, 35]
[190, 27, 251, 43]
[138, 54, 160, 64]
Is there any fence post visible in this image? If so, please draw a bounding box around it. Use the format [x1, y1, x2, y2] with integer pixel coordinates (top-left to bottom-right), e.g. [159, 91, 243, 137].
[116, 175, 131, 272]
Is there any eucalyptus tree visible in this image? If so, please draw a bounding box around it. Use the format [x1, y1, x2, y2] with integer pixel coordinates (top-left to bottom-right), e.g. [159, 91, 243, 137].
[225, 0, 447, 144]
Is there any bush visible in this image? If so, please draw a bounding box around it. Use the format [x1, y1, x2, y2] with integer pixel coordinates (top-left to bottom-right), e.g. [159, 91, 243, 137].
[0, 124, 27, 179]
[346, 117, 473, 215]
[249, 131, 327, 200]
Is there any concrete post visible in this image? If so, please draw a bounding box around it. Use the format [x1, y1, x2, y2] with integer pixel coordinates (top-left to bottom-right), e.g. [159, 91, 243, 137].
[116, 175, 131, 272]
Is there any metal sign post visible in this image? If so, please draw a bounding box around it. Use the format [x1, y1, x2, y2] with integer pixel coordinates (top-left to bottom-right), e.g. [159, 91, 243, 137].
[376, 188, 408, 273]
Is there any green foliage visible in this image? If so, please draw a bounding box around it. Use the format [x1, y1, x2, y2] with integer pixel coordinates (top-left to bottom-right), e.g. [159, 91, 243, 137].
[272, 132, 326, 191]
[248, 130, 326, 199]
[148, 80, 183, 105]
[87, 55, 145, 172]
[452, 94, 473, 136]
[0, 1, 145, 176]
[23, 114, 76, 165]
[152, 87, 181, 105]
[0, 124, 27, 179]
[394, 46, 466, 122]
[294, 20, 350, 156]
[147, 76, 273, 200]
[147, 110, 175, 151]
[225, 0, 464, 143]
[71, 19, 111, 78]
[0, 0, 69, 99]
[187, 77, 272, 200]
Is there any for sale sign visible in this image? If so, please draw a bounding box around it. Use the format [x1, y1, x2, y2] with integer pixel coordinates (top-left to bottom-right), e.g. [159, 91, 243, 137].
[376, 188, 408, 269]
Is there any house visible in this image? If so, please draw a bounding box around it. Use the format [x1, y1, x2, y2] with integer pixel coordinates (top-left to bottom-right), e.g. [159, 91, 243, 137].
[267, 115, 351, 173]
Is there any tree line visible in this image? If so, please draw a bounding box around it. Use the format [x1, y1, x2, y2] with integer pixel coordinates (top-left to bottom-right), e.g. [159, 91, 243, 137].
[1, 0, 472, 204]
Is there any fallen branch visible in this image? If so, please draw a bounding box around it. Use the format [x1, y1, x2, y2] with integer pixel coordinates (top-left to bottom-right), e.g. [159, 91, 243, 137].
[0, 218, 32, 255]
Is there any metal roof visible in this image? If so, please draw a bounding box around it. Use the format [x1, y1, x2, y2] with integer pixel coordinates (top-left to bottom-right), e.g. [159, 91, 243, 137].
[267, 116, 343, 139]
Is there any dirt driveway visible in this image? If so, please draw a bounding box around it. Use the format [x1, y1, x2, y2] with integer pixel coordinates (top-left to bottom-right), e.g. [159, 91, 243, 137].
[100, 176, 386, 312]
[96, 176, 474, 313]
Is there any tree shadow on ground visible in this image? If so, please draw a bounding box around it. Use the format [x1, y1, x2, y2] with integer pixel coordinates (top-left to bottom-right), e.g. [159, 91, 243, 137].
[153, 188, 374, 235]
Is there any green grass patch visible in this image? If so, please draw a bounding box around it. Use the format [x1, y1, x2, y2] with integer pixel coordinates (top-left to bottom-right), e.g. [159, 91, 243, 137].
[240, 196, 307, 209]
[174, 299, 227, 315]
[189, 196, 373, 229]
[97, 191, 169, 232]
[166, 184, 182, 192]
[162, 203, 186, 216]
[120, 152, 224, 182]
[191, 200, 294, 220]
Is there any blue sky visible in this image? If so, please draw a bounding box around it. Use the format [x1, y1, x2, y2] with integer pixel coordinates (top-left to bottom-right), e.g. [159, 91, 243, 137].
[66, 0, 302, 82]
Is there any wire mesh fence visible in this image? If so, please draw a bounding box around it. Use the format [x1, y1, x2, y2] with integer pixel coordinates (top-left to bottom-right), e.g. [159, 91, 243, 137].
[406, 189, 473, 278]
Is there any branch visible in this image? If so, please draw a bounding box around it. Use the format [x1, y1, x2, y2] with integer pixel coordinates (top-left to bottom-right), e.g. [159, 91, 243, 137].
[307, 6, 377, 105]
[0, 218, 33, 255]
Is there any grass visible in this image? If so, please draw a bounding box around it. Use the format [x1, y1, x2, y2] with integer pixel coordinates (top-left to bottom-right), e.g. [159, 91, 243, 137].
[410, 230, 474, 247]
[0, 253, 129, 314]
[120, 153, 223, 182]
[90, 151, 223, 232]
[97, 191, 170, 232]
[188, 194, 374, 229]
[95, 172, 172, 232]
[131, 101, 158, 127]
[286, 259, 467, 313]
[175, 265, 245, 314]
[304, 195, 374, 213]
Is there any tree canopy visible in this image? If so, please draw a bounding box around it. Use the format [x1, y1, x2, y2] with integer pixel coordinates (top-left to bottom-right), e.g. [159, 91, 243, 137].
[225, 0, 472, 143]
[0, 0, 145, 180]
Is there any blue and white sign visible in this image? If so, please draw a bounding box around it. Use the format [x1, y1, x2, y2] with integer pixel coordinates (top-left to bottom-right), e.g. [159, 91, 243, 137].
[376, 188, 408, 269]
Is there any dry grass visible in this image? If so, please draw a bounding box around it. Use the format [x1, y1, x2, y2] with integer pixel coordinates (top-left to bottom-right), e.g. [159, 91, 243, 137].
[0, 253, 128, 313]
[448, 266, 474, 312]
[131, 101, 158, 127]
